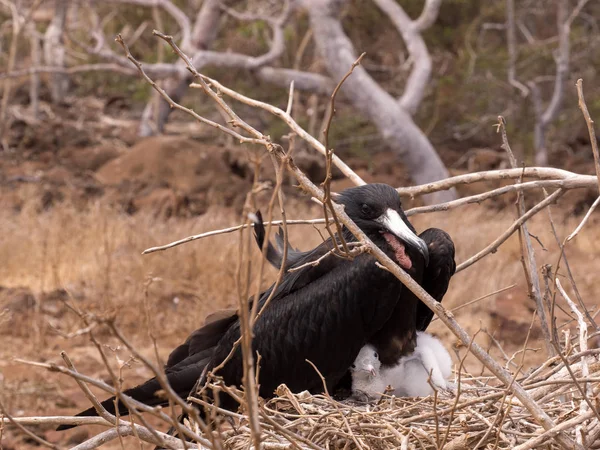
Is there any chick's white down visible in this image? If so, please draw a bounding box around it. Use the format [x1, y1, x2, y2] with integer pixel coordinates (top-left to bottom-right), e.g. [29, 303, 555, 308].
[350, 332, 453, 400]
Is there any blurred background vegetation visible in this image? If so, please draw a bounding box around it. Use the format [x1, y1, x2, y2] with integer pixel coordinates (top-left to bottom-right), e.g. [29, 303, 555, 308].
[1, 0, 599, 171]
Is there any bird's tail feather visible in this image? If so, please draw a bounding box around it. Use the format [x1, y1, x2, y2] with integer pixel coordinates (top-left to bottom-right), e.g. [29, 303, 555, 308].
[57, 359, 211, 431]
[56, 378, 166, 431]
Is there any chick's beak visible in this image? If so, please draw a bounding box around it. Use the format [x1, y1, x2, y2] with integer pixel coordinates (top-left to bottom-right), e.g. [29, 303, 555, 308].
[377, 208, 429, 266]
[367, 365, 376, 377]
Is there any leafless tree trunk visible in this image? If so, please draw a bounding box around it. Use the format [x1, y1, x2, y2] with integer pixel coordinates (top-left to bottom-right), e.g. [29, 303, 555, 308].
[29, 26, 41, 119]
[529, 0, 569, 167]
[43, 0, 69, 103]
[139, 0, 229, 136]
[304, 0, 455, 203]
[507, 0, 590, 166]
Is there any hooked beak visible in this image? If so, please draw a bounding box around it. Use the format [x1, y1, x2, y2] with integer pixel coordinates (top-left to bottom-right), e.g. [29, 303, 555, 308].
[376, 208, 429, 266]
[366, 365, 376, 377]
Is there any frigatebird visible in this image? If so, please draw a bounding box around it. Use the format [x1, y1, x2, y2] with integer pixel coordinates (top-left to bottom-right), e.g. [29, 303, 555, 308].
[252, 204, 456, 397]
[58, 183, 440, 428]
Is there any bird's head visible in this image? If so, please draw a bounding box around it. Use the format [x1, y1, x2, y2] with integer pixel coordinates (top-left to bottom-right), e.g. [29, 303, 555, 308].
[350, 345, 381, 378]
[333, 183, 429, 269]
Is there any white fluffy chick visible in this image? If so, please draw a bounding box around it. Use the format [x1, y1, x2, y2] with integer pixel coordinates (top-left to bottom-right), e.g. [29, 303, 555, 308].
[383, 331, 453, 397]
[349, 344, 386, 401]
[350, 332, 453, 401]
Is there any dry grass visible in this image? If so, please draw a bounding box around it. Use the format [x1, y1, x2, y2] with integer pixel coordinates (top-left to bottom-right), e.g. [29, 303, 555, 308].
[0, 193, 599, 448]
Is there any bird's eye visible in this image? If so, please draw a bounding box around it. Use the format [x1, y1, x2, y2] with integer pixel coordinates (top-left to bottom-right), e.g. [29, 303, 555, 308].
[351, 364, 356, 369]
[374, 352, 378, 358]
[361, 203, 373, 216]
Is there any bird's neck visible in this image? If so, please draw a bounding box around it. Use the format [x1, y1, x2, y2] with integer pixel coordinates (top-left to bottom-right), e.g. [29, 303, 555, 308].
[352, 375, 385, 396]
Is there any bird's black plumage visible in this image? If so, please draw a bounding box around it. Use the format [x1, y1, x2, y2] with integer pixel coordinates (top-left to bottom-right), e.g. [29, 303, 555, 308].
[252, 206, 456, 355]
[416, 228, 456, 331]
[58, 183, 438, 428]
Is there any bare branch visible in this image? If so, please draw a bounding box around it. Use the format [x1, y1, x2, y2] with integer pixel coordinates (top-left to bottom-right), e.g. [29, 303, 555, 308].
[255, 67, 335, 94]
[505, 0, 529, 96]
[497, 116, 554, 357]
[527, 0, 585, 166]
[0, 0, 44, 143]
[304, 0, 454, 203]
[405, 177, 588, 215]
[321, 52, 366, 257]
[568, 195, 600, 242]
[576, 79, 600, 191]
[189, 76, 365, 185]
[43, 0, 69, 103]
[414, 0, 442, 31]
[0, 63, 139, 79]
[456, 188, 564, 273]
[371, 0, 437, 115]
[513, 410, 595, 450]
[0, 399, 59, 450]
[540, 0, 569, 127]
[107, 0, 191, 50]
[395, 167, 595, 197]
[142, 219, 330, 254]
[143, 170, 595, 255]
[556, 278, 590, 446]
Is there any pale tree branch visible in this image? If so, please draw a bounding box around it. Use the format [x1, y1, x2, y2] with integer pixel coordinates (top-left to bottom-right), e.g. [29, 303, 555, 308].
[302, 0, 455, 204]
[497, 116, 554, 357]
[189, 74, 365, 185]
[456, 188, 564, 273]
[540, 0, 569, 127]
[525, 0, 591, 166]
[0, 63, 138, 79]
[191, 0, 222, 50]
[396, 166, 595, 197]
[556, 279, 590, 446]
[43, 0, 69, 103]
[0, 0, 44, 144]
[28, 23, 41, 118]
[106, 0, 192, 51]
[575, 78, 600, 192]
[254, 67, 335, 95]
[505, 0, 529, 97]
[414, 0, 442, 31]
[371, 0, 439, 115]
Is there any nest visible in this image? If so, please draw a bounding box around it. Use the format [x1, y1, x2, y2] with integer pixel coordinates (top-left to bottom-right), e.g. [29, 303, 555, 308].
[200, 352, 600, 450]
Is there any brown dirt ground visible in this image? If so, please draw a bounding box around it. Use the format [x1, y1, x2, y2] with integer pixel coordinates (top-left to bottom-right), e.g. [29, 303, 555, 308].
[1, 117, 599, 448]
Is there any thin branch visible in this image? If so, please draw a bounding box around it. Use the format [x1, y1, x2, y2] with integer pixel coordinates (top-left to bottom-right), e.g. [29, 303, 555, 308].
[321, 52, 365, 257]
[371, 0, 438, 114]
[189, 76, 365, 186]
[505, 0, 529, 96]
[395, 167, 595, 198]
[114, 34, 263, 145]
[567, 195, 600, 241]
[556, 278, 591, 446]
[0, 399, 60, 450]
[456, 188, 564, 273]
[576, 79, 600, 192]
[107, 0, 191, 50]
[497, 116, 554, 357]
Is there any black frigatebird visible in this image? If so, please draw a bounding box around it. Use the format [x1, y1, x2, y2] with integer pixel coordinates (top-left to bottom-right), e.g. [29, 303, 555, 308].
[58, 183, 437, 428]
